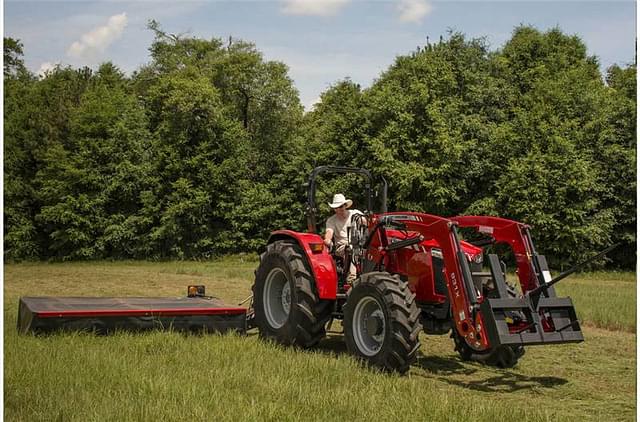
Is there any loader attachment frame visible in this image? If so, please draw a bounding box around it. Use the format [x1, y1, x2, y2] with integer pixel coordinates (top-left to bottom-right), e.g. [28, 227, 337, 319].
[377, 214, 585, 352]
[450, 216, 584, 347]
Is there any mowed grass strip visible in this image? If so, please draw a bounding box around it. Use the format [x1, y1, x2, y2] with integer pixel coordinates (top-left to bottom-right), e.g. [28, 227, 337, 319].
[4, 260, 636, 421]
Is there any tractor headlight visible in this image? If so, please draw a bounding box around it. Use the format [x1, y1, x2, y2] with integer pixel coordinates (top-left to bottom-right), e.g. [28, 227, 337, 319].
[473, 253, 483, 264]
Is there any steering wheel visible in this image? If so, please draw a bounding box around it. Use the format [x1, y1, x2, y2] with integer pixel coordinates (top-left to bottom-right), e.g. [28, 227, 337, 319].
[349, 213, 369, 266]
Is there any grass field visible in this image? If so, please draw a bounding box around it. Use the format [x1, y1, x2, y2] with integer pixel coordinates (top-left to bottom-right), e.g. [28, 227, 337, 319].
[4, 258, 636, 421]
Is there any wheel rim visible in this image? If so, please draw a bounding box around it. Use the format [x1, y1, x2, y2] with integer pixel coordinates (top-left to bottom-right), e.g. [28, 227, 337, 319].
[263, 268, 291, 329]
[352, 296, 386, 356]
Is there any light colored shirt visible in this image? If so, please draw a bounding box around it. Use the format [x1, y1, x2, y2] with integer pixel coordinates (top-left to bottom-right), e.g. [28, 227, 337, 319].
[326, 209, 364, 247]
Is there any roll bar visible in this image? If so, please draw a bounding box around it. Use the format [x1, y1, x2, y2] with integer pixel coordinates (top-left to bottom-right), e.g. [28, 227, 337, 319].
[305, 166, 388, 233]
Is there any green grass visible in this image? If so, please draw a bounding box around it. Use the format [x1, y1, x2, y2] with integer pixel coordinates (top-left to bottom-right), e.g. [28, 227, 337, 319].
[4, 259, 636, 421]
[555, 271, 636, 332]
[502, 270, 636, 333]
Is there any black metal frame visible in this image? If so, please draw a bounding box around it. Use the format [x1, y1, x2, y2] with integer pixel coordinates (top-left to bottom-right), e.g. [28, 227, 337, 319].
[305, 166, 387, 233]
[479, 253, 583, 346]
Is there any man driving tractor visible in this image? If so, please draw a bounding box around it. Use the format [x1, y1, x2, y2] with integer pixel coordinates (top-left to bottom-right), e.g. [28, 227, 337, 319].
[323, 193, 364, 283]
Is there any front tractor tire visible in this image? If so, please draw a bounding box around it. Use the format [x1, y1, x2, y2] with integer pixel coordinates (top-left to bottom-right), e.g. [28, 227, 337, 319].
[253, 240, 332, 348]
[451, 282, 526, 368]
[451, 328, 525, 368]
[344, 272, 422, 374]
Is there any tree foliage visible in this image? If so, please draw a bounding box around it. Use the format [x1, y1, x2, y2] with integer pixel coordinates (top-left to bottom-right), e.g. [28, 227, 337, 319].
[3, 25, 636, 268]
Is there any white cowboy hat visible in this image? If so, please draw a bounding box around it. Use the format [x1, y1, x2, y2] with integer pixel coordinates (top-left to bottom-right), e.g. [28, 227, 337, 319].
[328, 193, 353, 209]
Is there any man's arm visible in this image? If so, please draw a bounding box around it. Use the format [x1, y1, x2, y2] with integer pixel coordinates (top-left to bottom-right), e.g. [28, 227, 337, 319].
[324, 228, 334, 247]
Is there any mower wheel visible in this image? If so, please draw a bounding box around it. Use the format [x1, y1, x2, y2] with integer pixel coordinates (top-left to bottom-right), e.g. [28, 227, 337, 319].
[344, 272, 421, 374]
[451, 329, 525, 368]
[253, 240, 332, 347]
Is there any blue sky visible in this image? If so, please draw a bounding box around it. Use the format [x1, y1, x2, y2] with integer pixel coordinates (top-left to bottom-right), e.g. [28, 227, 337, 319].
[4, 1, 637, 109]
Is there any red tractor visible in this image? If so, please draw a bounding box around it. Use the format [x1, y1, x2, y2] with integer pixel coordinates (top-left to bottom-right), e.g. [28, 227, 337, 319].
[252, 166, 585, 373]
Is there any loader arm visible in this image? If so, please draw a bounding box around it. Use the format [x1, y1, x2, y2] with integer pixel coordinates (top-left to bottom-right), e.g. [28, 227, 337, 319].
[450, 215, 543, 294]
[370, 212, 493, 352]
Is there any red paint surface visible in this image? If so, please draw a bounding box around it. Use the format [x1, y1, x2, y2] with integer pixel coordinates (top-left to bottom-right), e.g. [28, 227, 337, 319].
[37, 307, 246, 318]
[269, 230, 338, 299]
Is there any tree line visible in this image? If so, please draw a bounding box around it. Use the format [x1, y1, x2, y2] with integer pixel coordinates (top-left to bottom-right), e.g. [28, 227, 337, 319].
[4, 24, 636, 268]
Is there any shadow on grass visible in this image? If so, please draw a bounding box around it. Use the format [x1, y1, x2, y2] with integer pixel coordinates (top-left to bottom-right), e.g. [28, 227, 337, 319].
[255, 330, 568, 393]
[438, 371, 568, 393]
[314, 334, 348, 356]
[416, 352, 568, 392]
[416, 354, 478, 376]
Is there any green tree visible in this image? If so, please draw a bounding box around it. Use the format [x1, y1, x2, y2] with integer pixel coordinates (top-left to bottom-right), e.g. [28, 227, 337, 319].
[4, 38, 38, 259]
[4, 37, 27, 78]
[304, 28, 634, 267]
[482, 27, 630, 265]
[590, 63, 637, 267]
[141, 69, 248, 257]
[302, 79, 365, 167]
[4, 49, 94, 259]
[4, 27, 635, 268]
[136, 23, 306, 255]
[34, 63, 155, 259]
[358, 34, 498, 215]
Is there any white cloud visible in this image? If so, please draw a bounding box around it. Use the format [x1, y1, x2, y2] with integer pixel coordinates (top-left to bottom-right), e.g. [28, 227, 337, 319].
[37, 62, 59, 78]
[397, 0, 432, 23]
[281, 0, 350, 16]
[67, 13, 128, 60]
[307, 96, 323, 112]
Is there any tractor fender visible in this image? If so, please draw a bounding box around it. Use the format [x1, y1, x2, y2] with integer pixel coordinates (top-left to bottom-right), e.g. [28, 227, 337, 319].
[267, 230, 338, 300]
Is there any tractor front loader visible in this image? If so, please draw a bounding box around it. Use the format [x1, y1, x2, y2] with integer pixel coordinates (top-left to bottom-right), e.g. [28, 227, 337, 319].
[252, 166, 599, 374]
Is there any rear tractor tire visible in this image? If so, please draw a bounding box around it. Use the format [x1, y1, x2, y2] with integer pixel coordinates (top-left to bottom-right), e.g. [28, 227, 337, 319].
[253, 240, 333, 347]
[344, 272, 422, 374]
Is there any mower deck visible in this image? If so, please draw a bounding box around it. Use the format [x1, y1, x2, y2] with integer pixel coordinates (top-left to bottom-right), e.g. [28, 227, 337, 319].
[18, 296, 247, 335]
